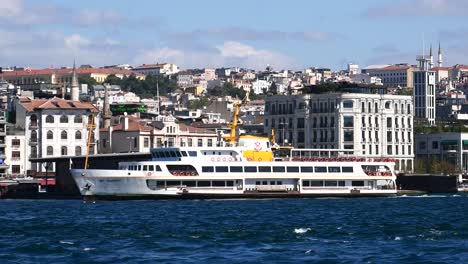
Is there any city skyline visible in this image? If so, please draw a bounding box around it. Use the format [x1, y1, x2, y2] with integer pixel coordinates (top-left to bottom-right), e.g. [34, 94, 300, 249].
[1, 0, 468, 70]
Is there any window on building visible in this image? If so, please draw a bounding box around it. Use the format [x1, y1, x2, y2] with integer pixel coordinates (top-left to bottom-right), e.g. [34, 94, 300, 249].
[188, 138, 193, 147]
[30, 130, 38, 142]
[12, 165, 21, 174]
[387, 117, 392, 128]
[12, 151, 20, 159]
[61, 131, 67, 139]
[60, 115, 68, 123]
[344, 131, 353, 142]
[75, 146, 81, 156]
[419, 141, 426, 150]
[74, 115, 83, 123]
[47, 146, 53, 156]
[374, 102, 378, 113]
[343, 100, 354, 108]
[74, 131, 81, 140]
[144, 137, 149, 148]
[30, 115, 38, 126]
[432, 141, 439, 149]
[46, 115, 54, 123]
[343, 116, 354, 128]
[11, 139, 20, 147]
[197, 138, 203, 147]
[207, 139, 213, 147]
[61, 146, 67, 156]
[47, 130, 53, 139]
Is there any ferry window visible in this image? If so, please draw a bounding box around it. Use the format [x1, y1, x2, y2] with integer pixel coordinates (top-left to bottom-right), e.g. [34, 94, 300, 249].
[259, 166, 271, 172]
[352, 181, 365, 187]
[161, 152, 168, 158]
[325, 181, 338, 186]
[212, 181, 225, 187]
[276, 181, 282, 185]
[328, 167, 341, 173]
[315, 167, 327, 173]
[202, 166, 214, 173]
[143, 165, 148, 171]
[182, 181, 196, 187]
[216, 166, 229, 173]
[148, 165, 154, 171]
[287, 166, 299, 173]
[198, 181, 210, 187]
[181, 151, 188, 157]
[156, 181, 165, 187]
[138, 165, 142, 171]
[310, 180, 324, 187]
[244, 166, 257, 173]
[169, 151, 176, 157]
[302, 180, 310, 187]
[188, 151, 197, 157]
[342, 167, 353, 173]
[256, 181, 261, 185]
[230, 166, 243, 172]
[301, 167, 313, 173]
[175, 152, 182, 157]
[226, 181, 234, 187]
[156, 165, 162, 172]
[338, 181, 345, 186]
[270, 181, 276, 185]
[262, 181, 268, 185]
[166, 181, 181, 186]
[273, 166, 285, 173]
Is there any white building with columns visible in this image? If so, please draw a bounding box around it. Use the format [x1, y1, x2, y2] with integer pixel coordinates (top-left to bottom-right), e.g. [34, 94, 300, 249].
[264, 92, 414, 172]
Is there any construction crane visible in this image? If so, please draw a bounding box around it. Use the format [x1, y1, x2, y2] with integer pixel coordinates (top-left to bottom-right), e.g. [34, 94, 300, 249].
[224, 91, 250, 145]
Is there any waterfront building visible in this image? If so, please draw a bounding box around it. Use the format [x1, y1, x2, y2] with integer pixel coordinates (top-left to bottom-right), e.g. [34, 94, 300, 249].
[413, 54, 436, 125]
[14, 97, 100, 173]
[264, 92, 414, 172]
[415, 132, 468, 173]
[347, 63, 359, 75]
[5, 135, 26, 176]
[99, 115, 218, 153]
[0, 110, 7, 176]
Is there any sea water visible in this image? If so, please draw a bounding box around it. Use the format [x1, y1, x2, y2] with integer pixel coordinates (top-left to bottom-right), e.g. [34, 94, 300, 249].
[0, 195, 467, 263]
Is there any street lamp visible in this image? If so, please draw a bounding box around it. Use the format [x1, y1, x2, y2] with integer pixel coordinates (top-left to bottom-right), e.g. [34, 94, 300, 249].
[126, 136, 135, 153]
[279, 122, 288, 145]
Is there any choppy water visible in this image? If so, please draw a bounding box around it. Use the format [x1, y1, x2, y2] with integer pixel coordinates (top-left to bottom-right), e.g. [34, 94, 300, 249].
[1, 195, 467, 263]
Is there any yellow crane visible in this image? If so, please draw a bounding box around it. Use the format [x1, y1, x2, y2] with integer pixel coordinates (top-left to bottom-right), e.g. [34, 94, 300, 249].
[224, 91, 249, 145]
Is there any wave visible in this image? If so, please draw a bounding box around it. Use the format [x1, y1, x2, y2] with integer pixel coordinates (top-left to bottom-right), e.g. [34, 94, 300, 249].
[59, 241, 75, 245]
[294, 228, 311, 234]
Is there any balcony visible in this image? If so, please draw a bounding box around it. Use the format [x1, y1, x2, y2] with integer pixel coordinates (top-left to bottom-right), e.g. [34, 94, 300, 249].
[29, 139, 38, 146]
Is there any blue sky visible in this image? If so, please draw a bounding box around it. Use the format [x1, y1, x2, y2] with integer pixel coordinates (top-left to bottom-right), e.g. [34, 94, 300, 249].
[1, 0, 467, 70]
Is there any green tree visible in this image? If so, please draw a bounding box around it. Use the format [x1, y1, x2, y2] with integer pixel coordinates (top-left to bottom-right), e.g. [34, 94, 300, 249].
[104, 74, 122, 85]
[78, 76, 98, 86]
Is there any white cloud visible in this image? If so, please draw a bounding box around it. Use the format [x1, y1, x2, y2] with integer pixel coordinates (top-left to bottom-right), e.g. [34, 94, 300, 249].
[134, 41, 297, 70]
[64, 34, 90, 49]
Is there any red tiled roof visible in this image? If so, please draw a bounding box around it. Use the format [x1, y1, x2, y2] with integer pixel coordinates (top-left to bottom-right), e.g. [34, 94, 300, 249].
[454, 65, 468, 70]
[0, 68, 143, 77]
[432, 67, 451, 71]
[179, 123, 215, 134]
[20, 97, 99, 112]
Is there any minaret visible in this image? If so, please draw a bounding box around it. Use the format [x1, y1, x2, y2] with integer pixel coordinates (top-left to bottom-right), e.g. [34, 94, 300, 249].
[429, 44, 434, 69]
[103, 84, 112, 128]
[438, 42, 443, 67]
[70, 60, 80, 101]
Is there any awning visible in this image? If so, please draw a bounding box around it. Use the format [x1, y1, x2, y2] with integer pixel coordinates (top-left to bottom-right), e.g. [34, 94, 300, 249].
[39, 179, 56, 186]
[441, 140, 458, 145]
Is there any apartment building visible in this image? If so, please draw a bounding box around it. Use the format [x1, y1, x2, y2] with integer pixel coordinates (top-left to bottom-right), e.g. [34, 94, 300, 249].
[264, 93, 414, 172]
[363, 64, 416, 88]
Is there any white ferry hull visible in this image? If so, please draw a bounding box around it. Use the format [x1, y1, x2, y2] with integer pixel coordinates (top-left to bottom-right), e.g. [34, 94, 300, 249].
[71, 168, 397, 199]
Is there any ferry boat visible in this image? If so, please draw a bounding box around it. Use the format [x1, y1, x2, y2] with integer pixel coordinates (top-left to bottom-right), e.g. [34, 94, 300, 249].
[70, 93, 397, 199]
[70, 136, 397, 199]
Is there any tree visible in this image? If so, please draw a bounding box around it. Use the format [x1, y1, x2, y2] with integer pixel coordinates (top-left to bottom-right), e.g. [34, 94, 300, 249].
[78, 76, 98, 86]
[104, 74, 122, 85]
[268, 82, 278, 95]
